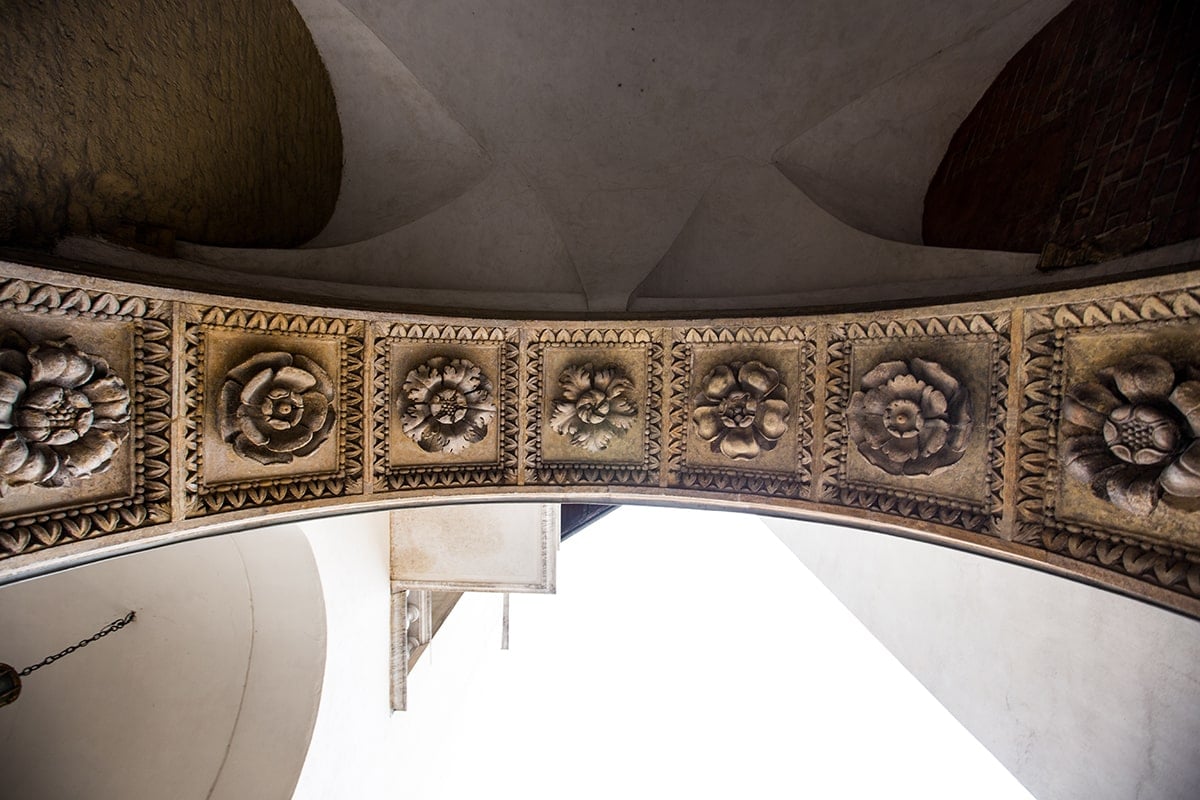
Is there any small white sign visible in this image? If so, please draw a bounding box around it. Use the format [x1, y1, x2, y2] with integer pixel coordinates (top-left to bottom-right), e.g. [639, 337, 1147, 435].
[390, 503, 558, 593]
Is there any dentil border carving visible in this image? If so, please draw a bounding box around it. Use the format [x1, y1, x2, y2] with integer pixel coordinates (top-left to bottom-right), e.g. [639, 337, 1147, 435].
[372, 324, 518, 492]
[183, 307, 364, 517]
[821, 314, 1008, 534]
[667, 326, 813, 499]
[1016, 289, 1200, 601]
[525, 329, 663, 486]
[0, 277, 172, 557]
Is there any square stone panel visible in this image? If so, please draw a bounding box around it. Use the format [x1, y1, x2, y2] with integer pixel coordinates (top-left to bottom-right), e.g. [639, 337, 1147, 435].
[843, 337, 995, 507]
[539, 344, 649, 466]
[1054, 323, 1200, 552]
[388, 340, 502, 468]
[200, 326, 342, 486]
[0, 310, 137, 517]
[683, 344, 802, 475]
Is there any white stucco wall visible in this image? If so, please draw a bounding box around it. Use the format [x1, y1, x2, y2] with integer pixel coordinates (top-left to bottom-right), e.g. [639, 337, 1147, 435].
[768, 518, 1200, 800]
[292, 511, 508, 800]
[0, 526, 325, 800]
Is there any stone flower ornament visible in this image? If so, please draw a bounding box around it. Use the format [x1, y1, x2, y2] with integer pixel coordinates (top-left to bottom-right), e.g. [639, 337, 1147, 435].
[218, 352, 336, 465]
[692, 360, 789, 460]
[549, 363, 637, 452]
[1061, 354, 1200, 516]
[401, 357, 495, 454]
[0, 332, 131, 492]
[847, 358, 972, 476]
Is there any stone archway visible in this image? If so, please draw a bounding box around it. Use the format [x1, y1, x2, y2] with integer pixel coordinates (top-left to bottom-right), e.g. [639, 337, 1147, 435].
[0, 257, 1197, 617]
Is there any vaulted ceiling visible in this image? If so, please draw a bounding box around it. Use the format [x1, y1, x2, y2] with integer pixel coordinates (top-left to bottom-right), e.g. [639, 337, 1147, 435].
[5, 0, 1091, 314]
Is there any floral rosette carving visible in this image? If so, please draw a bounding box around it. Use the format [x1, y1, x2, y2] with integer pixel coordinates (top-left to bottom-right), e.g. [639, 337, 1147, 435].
[847, 358, 972, 476]
[0, 332, 131, 492]
[549, 363, 637, 452]
[1061, 354, 1200, 516]
[401, 357, 496, 454]
[218, 352, 337, 465]
[692, 360, 789, 460]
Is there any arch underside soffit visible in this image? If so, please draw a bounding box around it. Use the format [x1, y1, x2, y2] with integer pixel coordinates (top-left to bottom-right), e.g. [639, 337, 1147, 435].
[0, 259, 1198, 617]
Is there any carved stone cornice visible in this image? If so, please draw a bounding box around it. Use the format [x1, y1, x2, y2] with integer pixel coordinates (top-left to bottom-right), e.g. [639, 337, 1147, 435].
[1, 259, 1198, 618]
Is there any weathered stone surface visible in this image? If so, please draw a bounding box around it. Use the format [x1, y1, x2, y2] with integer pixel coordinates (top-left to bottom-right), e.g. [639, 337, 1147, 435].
[0, 0, 341, 249]
[1, 258, 1199, 621]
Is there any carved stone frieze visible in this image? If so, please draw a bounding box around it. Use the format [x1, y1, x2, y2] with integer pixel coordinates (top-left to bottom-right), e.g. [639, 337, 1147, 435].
[218, 351, 336, 465]
[372, 324, 518, 492]
[1061, 355, 1200, 516]
[549, 362, 637, 453]
[525, 329, 662, 486]
[847, 358, 972, 476]
[0, 276, 171, 557]
[0, 333, 131, 489]
[668, 327, 813, 498]
[821, 314, 1008, 534]
[2, 258, 1200, 618]
[183, 307, 363, 517]
[401, 356, 495, 454]
[1016, 288, 1200, 602]
[692, 360, 789, 460]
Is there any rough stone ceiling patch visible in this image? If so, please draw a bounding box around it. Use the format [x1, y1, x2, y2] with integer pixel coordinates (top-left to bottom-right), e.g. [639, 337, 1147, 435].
[0, 0, 341, 249]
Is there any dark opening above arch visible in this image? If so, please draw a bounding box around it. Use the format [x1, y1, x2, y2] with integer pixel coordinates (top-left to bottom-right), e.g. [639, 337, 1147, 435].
[924, 0, 1200, 267]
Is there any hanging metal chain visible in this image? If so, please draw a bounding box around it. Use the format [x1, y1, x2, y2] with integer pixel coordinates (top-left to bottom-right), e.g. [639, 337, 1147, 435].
[18, 611, 136, 678]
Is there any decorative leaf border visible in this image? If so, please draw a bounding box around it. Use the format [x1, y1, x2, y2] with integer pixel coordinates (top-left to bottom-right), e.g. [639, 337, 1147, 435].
[666, 326, 814, 499]
[182, 306, 364, 517]
[0, 277, 172, 555]
[1015, 288, 1200, 598]
[819, 313, 1009, 534]
[524, 328, 663, 486]
[371, 323, 519, 491]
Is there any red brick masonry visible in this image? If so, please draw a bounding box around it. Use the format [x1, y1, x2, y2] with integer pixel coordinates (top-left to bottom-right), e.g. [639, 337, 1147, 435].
[924, 0, 1199, 267]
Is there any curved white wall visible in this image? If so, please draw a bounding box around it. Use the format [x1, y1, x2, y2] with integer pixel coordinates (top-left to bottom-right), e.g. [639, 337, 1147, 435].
[0, 526, 325, 800]
[769, 518, 1200, 800]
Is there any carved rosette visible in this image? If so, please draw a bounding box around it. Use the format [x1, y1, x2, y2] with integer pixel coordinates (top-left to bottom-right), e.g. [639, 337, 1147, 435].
[0, 332, 131, 492]
[1062, 355, 1200, 516]
[692, 360, 789, 460]
[400, 357, 496, 454]
[218, 351, 337, 465]
[549, 363, 637, 452]
[847, 358, 972, 476]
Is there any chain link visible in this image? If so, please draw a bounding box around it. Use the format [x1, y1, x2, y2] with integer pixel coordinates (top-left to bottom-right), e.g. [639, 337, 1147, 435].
[19, 611, 136, 677]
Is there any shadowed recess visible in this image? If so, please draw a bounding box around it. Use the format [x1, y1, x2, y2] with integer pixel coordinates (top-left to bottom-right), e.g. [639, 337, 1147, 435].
[923, 0, 1200, 266]
[0, 0, 342, 249]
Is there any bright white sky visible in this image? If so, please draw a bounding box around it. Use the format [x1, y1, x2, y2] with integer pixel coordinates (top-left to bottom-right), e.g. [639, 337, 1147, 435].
[400, 506, 1035, 800]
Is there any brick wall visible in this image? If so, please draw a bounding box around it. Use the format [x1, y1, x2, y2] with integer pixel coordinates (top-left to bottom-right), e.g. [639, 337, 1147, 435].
[923, 0, 1200, 267]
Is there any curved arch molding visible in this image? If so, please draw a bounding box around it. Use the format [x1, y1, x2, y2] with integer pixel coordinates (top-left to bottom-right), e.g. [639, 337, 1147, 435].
[0, 258, 1198, 617]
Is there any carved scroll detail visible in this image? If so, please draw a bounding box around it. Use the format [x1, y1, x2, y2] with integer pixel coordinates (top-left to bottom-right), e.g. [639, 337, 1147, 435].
[667, 326, 813, 498]
[847, 358, 972, 476]
[820, 313, 1008, 534]
[372, 324, 518, 492]
[401, 357, 495, 454]
[1015, 287, 1200, 603]
[0, 277, 172, 556]
[549, 363, 637, 452]
[692, 360, 789, 461]
[0, 333, 131, 490]
[524, 329, 662, 486]
[218, 351, 336, 465]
